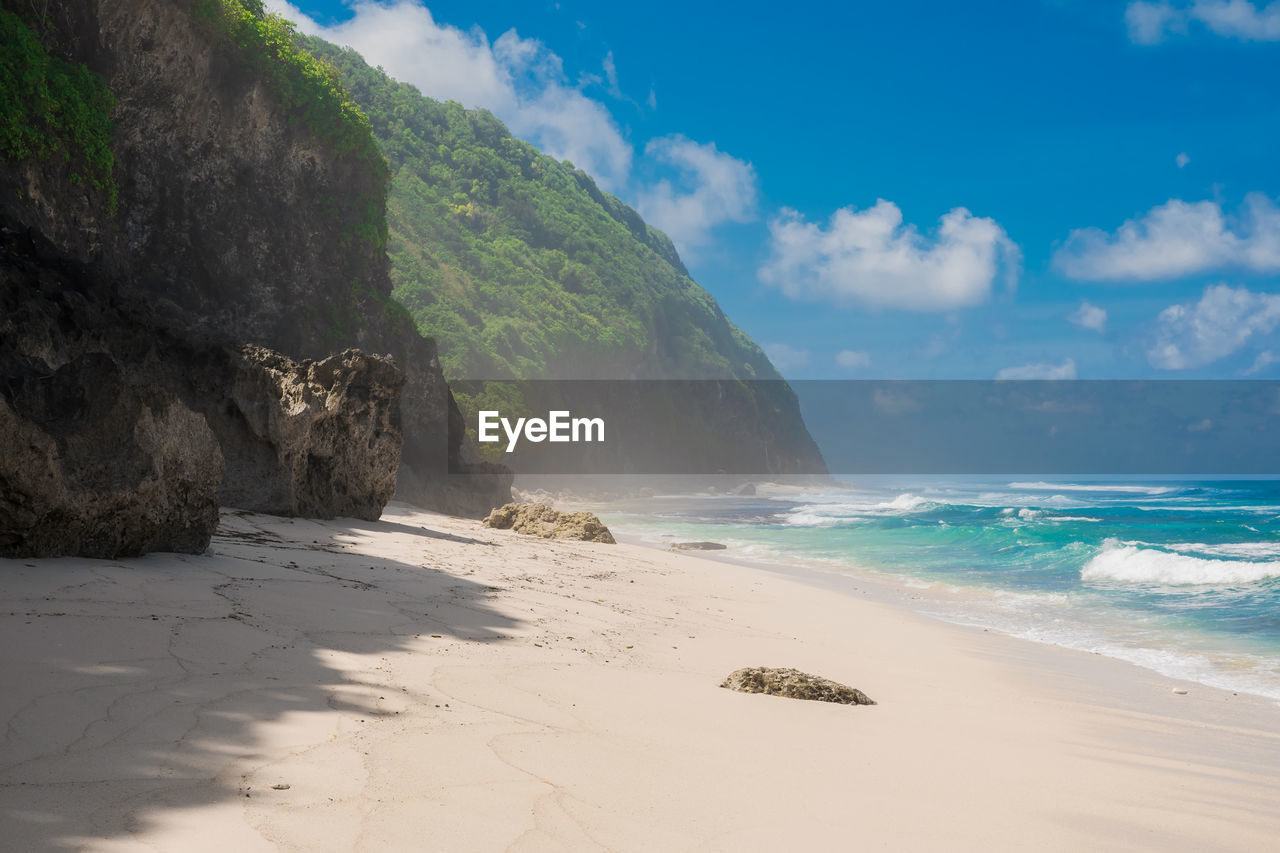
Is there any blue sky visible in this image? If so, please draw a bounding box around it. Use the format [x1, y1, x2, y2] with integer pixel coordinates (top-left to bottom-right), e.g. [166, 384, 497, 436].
[275, 0, 1280, 379]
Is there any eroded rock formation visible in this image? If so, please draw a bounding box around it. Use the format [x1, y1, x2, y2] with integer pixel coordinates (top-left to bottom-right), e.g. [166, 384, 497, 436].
[217, 346, 403, 520]
[0, 229, 407, 552]
[483, 502, 616, 544]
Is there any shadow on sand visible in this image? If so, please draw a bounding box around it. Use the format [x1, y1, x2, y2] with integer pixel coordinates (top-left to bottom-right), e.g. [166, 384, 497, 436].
[338, 515, 498, 547]
[0, 508, 519, 850]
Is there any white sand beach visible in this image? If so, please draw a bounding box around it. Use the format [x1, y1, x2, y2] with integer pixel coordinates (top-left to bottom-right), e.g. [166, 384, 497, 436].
[2, 502, 1279, 851]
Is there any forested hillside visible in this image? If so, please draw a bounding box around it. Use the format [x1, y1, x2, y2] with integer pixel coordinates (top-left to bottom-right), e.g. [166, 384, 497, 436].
[305, 37, 785, 385]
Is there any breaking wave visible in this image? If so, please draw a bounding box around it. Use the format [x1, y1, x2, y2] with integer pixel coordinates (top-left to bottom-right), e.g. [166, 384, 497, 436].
[1082, 539, 1280, 586]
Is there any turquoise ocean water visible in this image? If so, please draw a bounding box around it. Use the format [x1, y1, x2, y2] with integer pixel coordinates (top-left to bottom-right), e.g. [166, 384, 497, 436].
[598, 478, 1280, 701]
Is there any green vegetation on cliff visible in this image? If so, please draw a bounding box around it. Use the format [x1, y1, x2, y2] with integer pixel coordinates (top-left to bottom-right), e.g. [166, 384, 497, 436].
[192, 0, 388, 254]
[0, 9, 116, 212]
[304, 37, 782, 385]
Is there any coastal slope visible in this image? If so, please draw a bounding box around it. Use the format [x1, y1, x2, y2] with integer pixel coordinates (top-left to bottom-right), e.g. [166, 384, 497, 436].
[304, 37, 827, 477]
[2, 505, 1277, 850]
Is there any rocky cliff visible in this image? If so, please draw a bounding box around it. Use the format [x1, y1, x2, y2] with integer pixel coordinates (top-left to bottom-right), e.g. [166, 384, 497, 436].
[0, 224, 412, 554]
[0, 0, 510, 539]
[0, 345, 224, 559]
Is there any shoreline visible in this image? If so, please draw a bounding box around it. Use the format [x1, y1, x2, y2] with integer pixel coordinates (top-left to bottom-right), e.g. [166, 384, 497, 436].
[592, 488, 1280, 708]
[617, 526, 1280, 707]
[614, 525, 1280, 726]
[2, 502, 1279, 849]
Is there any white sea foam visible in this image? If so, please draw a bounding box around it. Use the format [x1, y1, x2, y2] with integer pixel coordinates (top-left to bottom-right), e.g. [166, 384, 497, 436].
[1008, 481, 1175, 495]
[781, 493, 933, 526]
[879, 493, 930, 511]
[1019, 631, 1280, 702]
[1082, 539, 1280, 585]
[1134, 504, 1280, 514]
[920, 589, 1280, 702]
[979, 491, 1084, 508]
[1000, 508, 1101, 523]
[778, 510, 845, 528]
[1160, 542, 1280, 558]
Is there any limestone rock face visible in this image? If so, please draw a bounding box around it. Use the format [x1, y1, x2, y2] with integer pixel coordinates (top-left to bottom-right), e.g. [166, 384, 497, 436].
[216, 346, 404, 520]
[482, 503, 616, 544]
[0, 1, 510, 521]
[0, 352, 224, 558]
[0, 233, 408, 538]
[719, 667, 876, 706]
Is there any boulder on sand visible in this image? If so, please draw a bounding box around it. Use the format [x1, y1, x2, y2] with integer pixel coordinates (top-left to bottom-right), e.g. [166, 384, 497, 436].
[482, 502, 615, 544]
[214, 346, 404, 521]
[720, 667, 876, 706]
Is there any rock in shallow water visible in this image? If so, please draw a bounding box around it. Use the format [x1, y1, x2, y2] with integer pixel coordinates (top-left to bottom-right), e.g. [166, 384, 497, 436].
[482, 502, 615, 544]
[670, 541, 727, 551]
[720, 667, 876, 706]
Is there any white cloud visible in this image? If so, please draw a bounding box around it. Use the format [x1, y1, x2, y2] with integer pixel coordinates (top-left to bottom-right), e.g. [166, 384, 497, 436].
[759, 201, 1021, 311]
[1147, 284, 1280, 369]
[1176, 152, 1190, 169]
[1195, 0, 1280, 39]
[1054, 194, 1280, 282]
[835, 349, 871, 370]
[636, 136, 758, 259]
[764, 343, 810, 373]
[267, 0, 632, 188]
[601, 51, 622, 98]
[1068, 300, 1108, 333]
[1126, 2, 1187, 43]
[1126, 1, 1280, 43]
[1246, 350, 1278, 374]
[268, 0, 321, 33]
[995, 358, 1078, 380]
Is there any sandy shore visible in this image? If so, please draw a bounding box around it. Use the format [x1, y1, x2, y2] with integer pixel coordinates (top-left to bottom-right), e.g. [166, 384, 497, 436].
[2, 502, 1279, 851]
